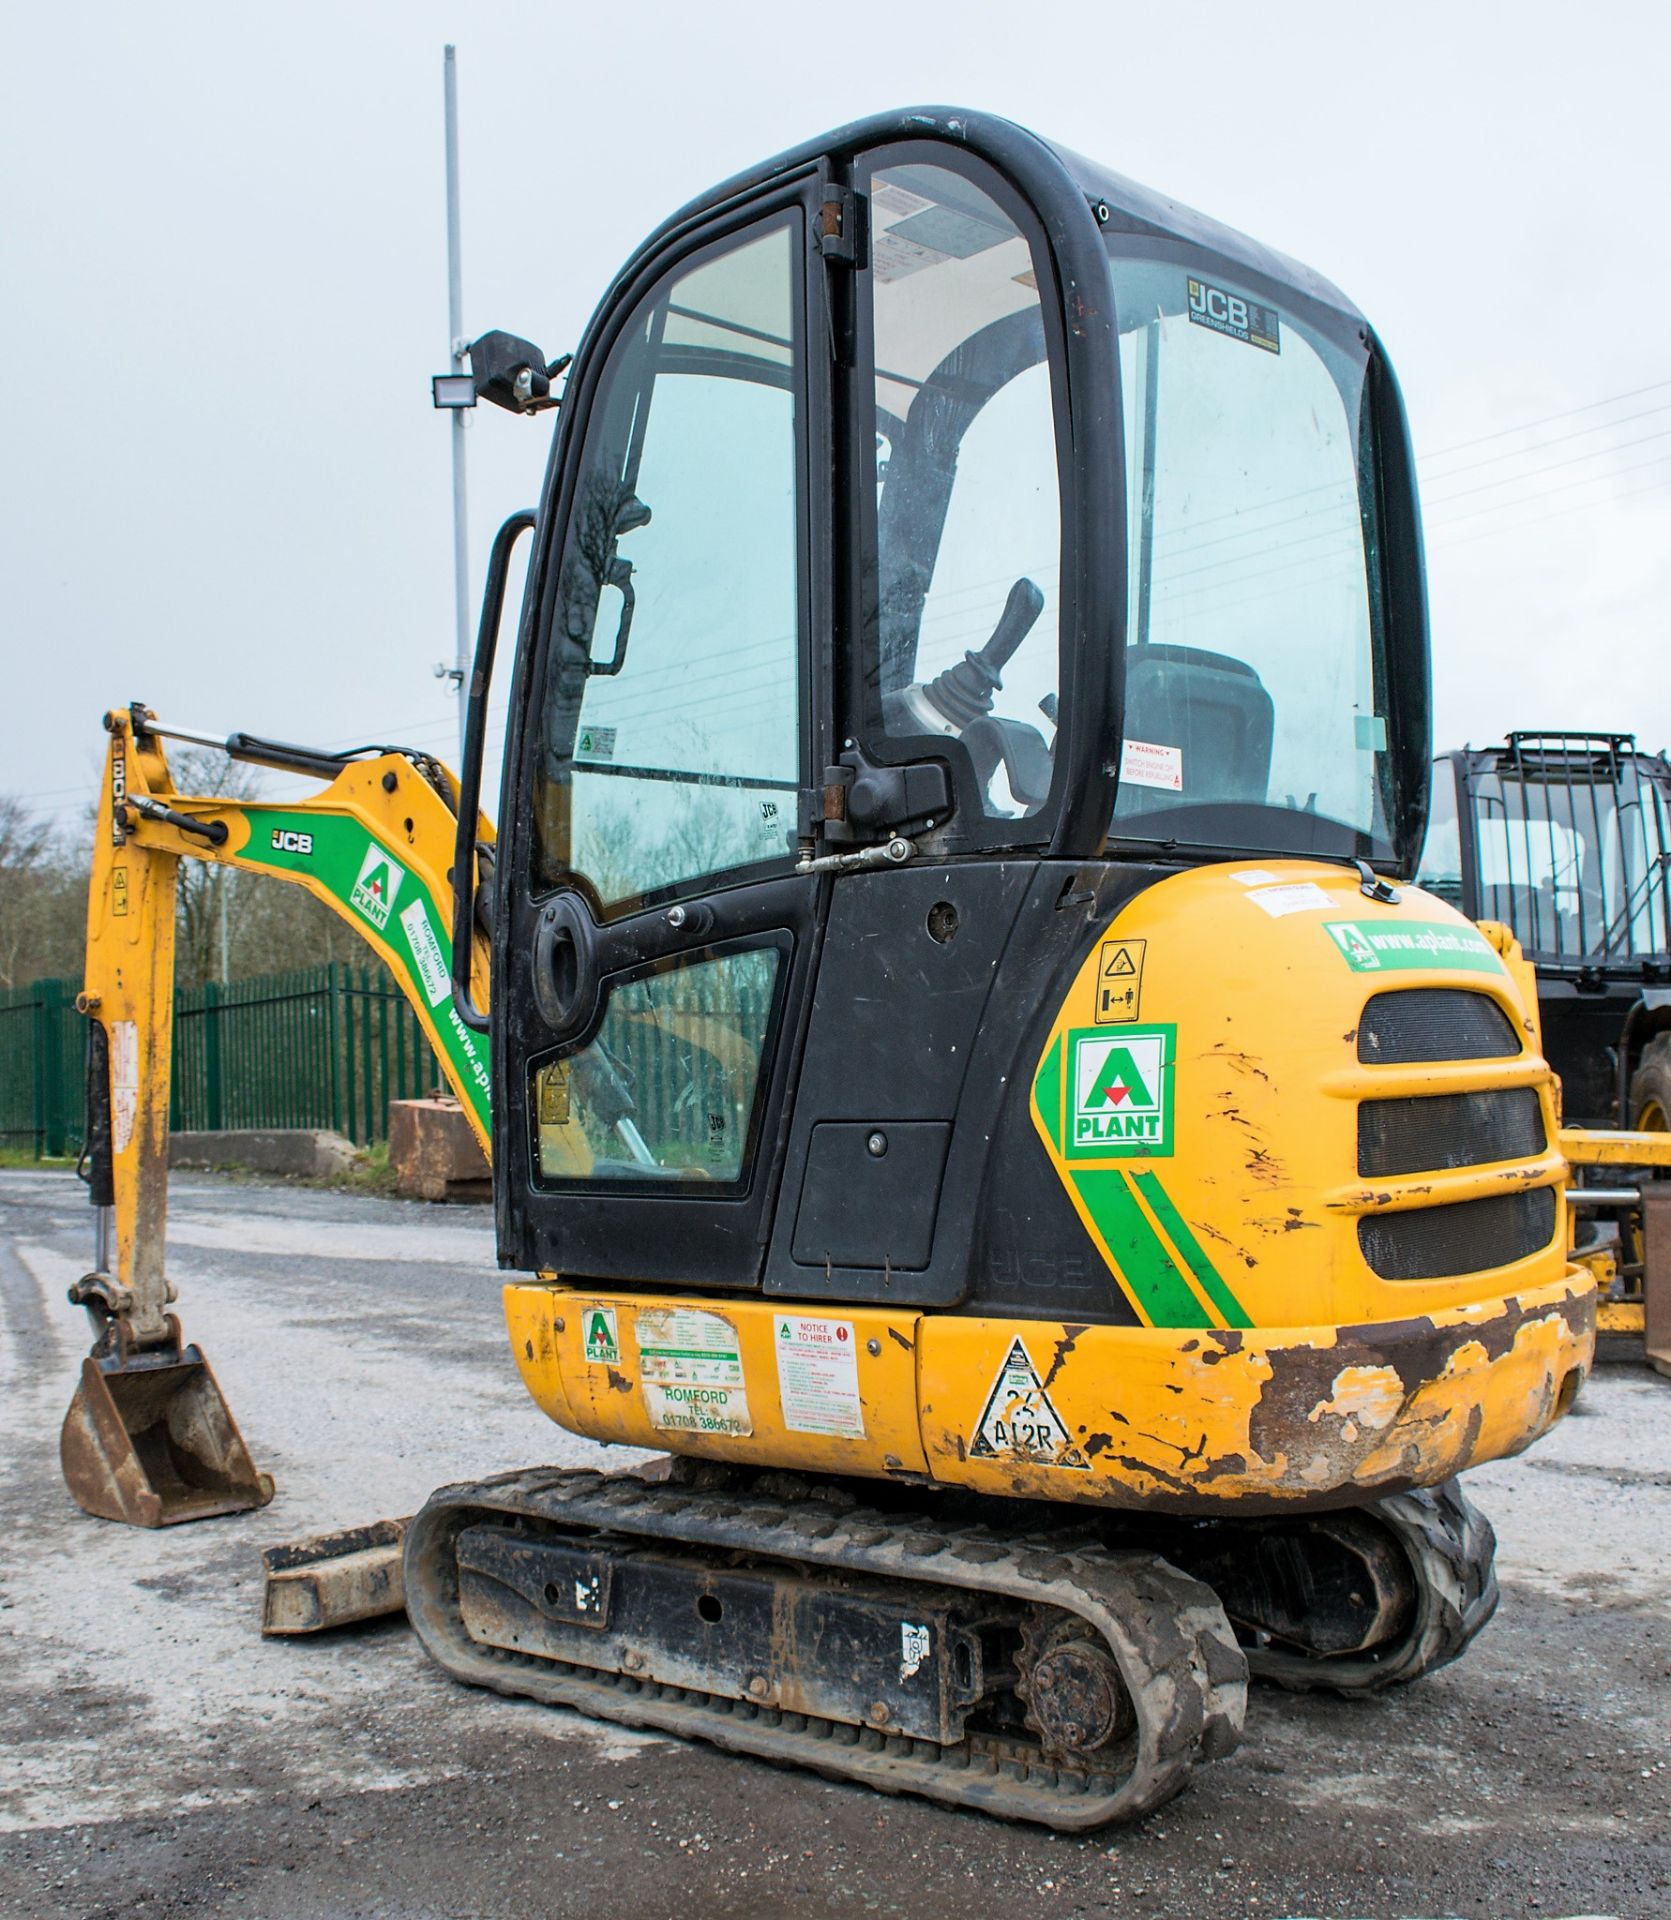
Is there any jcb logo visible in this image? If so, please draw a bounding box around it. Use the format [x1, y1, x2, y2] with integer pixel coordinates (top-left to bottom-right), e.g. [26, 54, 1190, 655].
[1188, 278, 1248, 331]
[1186, 275, 1280, 354]
[271, 829, 313, 855]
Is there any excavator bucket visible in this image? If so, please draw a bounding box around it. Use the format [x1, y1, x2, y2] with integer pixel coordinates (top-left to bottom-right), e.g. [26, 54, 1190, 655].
[60, 1340, 273, 1528]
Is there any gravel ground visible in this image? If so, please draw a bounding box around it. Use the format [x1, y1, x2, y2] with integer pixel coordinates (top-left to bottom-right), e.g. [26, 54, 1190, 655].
[0, 1168, 1665, 1920]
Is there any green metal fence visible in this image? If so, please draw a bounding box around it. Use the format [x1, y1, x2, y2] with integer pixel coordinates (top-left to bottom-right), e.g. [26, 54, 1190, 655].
[0, 964, 443, 1160]
[0, 976, 83, 1157]
[171, 963, 442, 1144]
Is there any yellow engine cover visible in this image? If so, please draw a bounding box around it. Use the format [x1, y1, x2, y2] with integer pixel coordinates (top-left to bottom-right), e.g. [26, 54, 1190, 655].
[505, 861, 1594, 1516]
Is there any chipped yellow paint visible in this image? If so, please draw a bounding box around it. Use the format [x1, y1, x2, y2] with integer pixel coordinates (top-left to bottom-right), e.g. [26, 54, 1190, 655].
[918, 1274, 1593, 1513]
[1561, 1126, 1671, 1169]
[1307, 1365, 1405, 1435]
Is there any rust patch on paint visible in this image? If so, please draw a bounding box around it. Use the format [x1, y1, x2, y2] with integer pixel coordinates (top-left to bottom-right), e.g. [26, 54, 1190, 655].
[1042, 1323, 1088, 1391]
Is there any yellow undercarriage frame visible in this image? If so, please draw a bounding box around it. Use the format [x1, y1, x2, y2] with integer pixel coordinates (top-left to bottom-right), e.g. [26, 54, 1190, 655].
[506, 861, 1596, 1517]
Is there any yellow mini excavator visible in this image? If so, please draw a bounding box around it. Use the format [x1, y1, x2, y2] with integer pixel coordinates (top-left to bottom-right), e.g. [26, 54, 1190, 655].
[64, 108, 1599, 1829]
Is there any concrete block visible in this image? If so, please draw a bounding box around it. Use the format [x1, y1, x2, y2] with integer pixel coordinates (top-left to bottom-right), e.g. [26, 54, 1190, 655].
[388, 1098, 491, 1202]
[169, 1129, 359, 1179]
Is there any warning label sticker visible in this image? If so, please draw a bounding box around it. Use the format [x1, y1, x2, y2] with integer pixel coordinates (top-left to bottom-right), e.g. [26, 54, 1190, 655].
[970, 1338, 1087, 1470]
[773, 1315, 865, 1438]
[1095, 938, 1146, 1025]
[1120, 738, 1183, 792]
[581, 1306, 620, 1367]
[637, 1307, 752, 1437]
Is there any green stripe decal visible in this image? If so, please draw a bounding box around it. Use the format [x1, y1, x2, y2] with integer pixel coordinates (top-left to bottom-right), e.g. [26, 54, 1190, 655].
[239, 808, 492, 1134]
[1131, 1170, 1252, 1329]
[1035, 1035, 1063, 1154]
[1070, 1169, 1214, 1329]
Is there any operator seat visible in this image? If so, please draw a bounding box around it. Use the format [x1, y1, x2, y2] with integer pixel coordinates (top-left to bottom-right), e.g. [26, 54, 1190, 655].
[1118, 644, 1276, 810]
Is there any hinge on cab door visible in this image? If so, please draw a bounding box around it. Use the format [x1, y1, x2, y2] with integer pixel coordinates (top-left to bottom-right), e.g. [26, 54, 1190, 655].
[817, 187, 864, 268]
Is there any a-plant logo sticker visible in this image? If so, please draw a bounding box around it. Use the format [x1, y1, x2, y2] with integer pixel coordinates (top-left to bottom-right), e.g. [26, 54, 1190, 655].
[350, 841, 405, 931]
[1066, 1024, 1174, 1158]
[582, 1307, 620, 1367]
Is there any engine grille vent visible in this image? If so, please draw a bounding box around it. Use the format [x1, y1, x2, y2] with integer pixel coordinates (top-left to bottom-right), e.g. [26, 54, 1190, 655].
[1357, 989, 1520, 1065]
[1358, 1088, 1546, 1177]
[1358, 1186, 1557, 1281]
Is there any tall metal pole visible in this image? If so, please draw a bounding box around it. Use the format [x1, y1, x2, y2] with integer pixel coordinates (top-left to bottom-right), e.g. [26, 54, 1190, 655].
[444, 45, 470, 767]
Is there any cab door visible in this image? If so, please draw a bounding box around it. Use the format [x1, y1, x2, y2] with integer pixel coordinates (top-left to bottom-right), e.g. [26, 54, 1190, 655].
[496, 183, 830, 1287]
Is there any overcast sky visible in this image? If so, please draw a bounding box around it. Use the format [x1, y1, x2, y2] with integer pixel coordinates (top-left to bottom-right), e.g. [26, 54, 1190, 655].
[4, 1, 1668, 834]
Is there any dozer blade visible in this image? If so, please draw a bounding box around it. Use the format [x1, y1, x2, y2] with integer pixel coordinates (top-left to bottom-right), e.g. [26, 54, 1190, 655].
[60, 1340, 274, 1528]
[261, 1519, 409, 1634]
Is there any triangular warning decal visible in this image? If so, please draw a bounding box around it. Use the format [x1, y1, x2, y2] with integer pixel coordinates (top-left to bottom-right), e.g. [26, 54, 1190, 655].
[969, 1338, 1088, 1470]
[1103, 948, 1136, 976]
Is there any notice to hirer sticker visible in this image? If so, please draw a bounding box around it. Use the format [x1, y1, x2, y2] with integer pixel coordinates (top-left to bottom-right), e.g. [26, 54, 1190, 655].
[1120, 738, 1183, 792]
[773, 1316, 865, 1439]
[1246, 881, 1335, 918]
[637, 1306, 752, 1437]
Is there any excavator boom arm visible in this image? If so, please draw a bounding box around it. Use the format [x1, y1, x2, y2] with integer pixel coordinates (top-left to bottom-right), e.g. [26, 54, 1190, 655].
[63, 704, 493, 1527]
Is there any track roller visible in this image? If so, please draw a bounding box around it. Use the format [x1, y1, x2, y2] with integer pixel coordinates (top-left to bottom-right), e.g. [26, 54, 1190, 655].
[404, 1466, 1246, 1829]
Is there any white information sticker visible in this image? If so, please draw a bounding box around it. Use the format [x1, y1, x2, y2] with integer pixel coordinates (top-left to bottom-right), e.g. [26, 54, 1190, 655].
[1230, 868, 1282, 887]
[1120, 738, 1184, 792]
[1246, 882, 1335, 918]
[399, 899, 451, 1008]
[773, 1315, 865, 1439]
[637, 1307, 752, 1437]
[110, 1019, 138, 1155]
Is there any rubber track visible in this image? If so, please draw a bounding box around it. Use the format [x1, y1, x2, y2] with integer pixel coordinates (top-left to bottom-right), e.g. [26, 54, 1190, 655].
[404, 1466, 1247, 1830]
[1247, 1479, 1499, 1694]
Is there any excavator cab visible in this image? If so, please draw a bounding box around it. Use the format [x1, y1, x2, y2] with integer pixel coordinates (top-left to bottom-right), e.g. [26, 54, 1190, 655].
[480, 115, 1433, 1304]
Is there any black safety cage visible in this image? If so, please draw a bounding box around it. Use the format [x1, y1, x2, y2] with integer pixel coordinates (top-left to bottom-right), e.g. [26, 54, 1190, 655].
[1441, 733, 1671, 980]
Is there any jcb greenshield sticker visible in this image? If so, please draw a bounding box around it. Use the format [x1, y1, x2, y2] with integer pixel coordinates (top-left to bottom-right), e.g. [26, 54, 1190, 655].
[1065, 1024, 1174, 1159]
[1325, 919, 1502, 974]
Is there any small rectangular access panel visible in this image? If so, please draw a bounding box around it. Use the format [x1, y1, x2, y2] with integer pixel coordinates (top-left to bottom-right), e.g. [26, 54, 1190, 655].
[791, 1121, 952, 1270]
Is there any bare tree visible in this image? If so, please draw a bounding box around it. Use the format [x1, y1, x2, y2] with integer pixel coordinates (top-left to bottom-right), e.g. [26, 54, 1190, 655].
[0, 797, 86, 988]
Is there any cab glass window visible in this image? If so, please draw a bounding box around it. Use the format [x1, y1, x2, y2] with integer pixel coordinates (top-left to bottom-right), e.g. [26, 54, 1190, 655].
[863, 159, 1063, 822]
[531, 948, 780, 1185]
[529, 221, 803, 911]
[1108, 248, 1390, 853]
